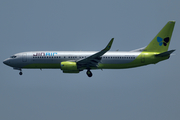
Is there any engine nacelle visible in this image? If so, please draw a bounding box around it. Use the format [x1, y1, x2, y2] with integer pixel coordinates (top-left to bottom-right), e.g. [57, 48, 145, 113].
[60, 61, 79, 73]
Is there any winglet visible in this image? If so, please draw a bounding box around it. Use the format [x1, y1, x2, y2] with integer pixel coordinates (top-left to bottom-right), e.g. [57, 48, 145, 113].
[104, 38, 114, 51]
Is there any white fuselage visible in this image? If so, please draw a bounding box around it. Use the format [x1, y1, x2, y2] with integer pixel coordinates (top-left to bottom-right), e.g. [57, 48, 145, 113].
[4, 51, 141, 69]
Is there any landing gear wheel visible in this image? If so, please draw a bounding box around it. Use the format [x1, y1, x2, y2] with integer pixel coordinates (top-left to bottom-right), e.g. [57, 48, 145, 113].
[19, 72, 23, 75]
[86, 70, 92, 77]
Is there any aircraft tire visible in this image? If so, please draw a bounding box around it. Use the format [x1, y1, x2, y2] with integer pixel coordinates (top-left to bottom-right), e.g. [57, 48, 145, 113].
[86, 70, 92, 77]
[19, 72, 23, 75]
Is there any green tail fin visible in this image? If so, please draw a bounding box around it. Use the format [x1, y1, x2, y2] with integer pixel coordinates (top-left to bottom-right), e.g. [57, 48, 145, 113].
[144, 21, 175, 52]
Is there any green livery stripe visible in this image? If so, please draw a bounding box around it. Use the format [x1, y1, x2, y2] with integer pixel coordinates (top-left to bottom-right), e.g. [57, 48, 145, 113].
[98, 52, 169, 69]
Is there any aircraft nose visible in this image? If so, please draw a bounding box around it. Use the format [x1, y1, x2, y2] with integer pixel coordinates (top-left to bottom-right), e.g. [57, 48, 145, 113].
[3, 60, 7, 65]
[3, 59, 10, 66]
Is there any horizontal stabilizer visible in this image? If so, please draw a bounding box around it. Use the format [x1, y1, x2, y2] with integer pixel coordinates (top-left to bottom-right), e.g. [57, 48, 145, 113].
[155, 50, 175, 57]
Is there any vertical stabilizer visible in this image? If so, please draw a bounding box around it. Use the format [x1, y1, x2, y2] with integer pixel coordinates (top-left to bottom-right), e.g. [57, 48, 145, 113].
[144, 21, 175, 52]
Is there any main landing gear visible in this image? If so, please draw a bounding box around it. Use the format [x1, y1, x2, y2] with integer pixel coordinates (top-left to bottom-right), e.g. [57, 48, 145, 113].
[19, 69, 23, 75]
[86, 70, 92, 77]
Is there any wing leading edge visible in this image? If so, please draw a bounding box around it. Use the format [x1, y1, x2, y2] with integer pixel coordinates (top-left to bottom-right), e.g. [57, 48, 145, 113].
[77, 38, 114, 70]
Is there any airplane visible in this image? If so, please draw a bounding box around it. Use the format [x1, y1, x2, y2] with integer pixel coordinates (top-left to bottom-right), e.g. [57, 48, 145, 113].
[3, 21, 175, 77]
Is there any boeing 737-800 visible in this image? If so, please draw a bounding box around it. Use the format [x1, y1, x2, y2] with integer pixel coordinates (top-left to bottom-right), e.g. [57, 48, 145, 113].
[3, 21, 175, 77]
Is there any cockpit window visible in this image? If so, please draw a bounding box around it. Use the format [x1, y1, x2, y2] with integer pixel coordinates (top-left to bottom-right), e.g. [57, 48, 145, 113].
[10, 55, 17, 58]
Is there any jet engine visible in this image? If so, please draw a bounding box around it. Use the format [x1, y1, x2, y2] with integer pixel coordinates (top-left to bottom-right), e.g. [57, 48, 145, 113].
[60, 61, 79, 73]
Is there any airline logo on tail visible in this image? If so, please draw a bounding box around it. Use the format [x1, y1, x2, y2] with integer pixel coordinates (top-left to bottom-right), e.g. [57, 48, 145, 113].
[157, 37, 169, 46]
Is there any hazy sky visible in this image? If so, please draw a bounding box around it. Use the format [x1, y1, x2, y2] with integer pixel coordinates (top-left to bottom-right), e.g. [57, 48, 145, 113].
[1, 0, 180, 120]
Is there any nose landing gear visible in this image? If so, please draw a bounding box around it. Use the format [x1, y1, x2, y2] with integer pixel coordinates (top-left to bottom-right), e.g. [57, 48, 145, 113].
[86, 70, 92, 77]
[19, 71, 23, 75]
[13, 68, 23, 75]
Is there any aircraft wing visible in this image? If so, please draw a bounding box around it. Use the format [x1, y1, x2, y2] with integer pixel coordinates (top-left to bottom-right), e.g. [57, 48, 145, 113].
[77, 38, 114, 69]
